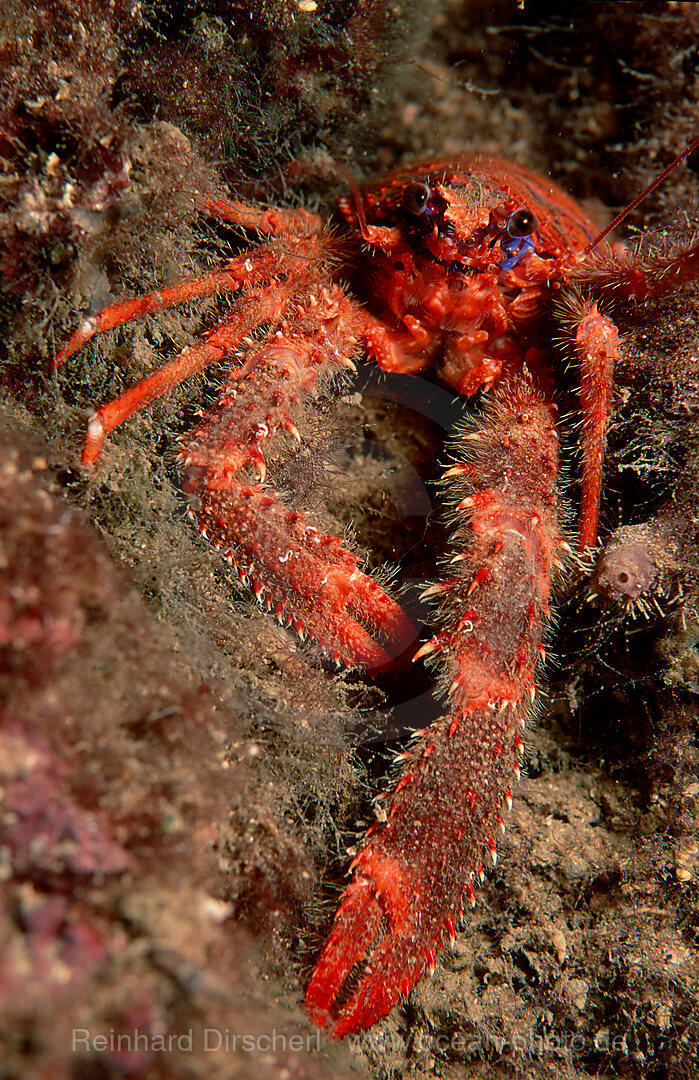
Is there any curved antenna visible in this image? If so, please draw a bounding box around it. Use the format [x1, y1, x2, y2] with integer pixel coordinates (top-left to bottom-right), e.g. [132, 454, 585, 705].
[582, 134, 699, 256]
[332, 162, 371, 241]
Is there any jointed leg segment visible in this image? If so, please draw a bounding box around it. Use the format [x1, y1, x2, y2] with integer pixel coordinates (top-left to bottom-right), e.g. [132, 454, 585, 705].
[573, 299, 620, 553]
[56, 240, 416, 669]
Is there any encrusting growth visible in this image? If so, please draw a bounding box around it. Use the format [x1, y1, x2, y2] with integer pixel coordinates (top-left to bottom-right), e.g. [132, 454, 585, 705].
[305, 373, 563, 1034]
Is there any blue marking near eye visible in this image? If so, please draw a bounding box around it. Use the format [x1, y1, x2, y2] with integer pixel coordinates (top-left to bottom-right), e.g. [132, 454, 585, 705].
[500, 233, 537, 270]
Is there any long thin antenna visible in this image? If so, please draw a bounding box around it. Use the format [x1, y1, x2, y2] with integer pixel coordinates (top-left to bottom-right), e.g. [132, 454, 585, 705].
[582, 135, 699, 256]
[332, 162, 371, 241]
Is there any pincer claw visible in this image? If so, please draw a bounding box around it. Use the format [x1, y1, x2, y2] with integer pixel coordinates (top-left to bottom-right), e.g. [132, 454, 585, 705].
[305, 851, 432, 1037]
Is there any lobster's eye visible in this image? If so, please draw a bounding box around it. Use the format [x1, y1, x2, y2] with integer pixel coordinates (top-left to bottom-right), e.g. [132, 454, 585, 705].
[403, 182, 431, 215]
[507, 208, 538, 237]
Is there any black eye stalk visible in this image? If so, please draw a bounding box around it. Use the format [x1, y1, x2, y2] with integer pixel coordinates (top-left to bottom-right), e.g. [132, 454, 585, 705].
[403, 182, 431, 215]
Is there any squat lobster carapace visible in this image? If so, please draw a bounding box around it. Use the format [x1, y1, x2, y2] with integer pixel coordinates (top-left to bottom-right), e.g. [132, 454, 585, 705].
[55, 137, 699, 1036]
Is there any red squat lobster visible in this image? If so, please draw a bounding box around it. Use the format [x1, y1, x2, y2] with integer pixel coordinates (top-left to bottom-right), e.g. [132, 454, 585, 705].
[55, 139, 699, 1036]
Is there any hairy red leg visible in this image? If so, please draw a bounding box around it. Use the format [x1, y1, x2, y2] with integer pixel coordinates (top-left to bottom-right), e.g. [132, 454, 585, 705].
[70, 287, 300, 465]
[56, 240, 332, 465]
[182, 290, 417, 670]
[196, 483, 413, 668]
[53, 244, 312, 369]
[204, 195, 323, 235]
[568, 235, 699, 552]
[570, 298, 621, 552]
[583, 241, 699, 301]
[306, 372, 563, 1035]
[77, 328, 239, 466]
